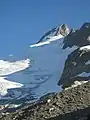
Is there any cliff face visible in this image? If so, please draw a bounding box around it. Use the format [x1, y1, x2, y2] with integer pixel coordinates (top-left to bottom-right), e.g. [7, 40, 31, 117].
[58, 23, 90, 89]
[63, 23, 90, 49]
[58, 48, 90, 88]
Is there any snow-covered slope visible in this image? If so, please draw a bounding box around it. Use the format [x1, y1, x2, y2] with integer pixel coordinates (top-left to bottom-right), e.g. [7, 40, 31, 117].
[0, 59, 30, 98]
[30, 34, 63, 47]
[0, 59, 30, 76]
[0, 77, 23, 96]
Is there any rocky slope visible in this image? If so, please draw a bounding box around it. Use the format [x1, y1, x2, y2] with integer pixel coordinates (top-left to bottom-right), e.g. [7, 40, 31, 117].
[0, 82, 90, 120]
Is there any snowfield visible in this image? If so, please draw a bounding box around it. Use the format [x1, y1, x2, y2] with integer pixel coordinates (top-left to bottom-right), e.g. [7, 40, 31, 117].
[0, 59, 30, 76]
[30, 34, 63, 47]
[0, 59, 30, 97]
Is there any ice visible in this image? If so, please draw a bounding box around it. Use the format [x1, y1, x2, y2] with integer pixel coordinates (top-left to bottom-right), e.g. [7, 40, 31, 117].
[0, 59, 30, 76]
[0, 59, 30, 97]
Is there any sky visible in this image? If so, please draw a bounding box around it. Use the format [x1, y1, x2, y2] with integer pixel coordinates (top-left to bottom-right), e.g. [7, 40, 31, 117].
[0, 0, 90, 59]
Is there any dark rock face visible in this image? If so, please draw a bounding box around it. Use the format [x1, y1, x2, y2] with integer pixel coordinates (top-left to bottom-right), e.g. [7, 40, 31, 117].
[58, 48, 90, 88]
[63, 23, 90, 49]
[58, 22, 90, 88]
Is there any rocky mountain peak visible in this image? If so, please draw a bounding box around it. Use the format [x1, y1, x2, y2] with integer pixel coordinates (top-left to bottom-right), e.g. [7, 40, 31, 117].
[62, 22, 90, 49]
[58, 22, 90, 89]
[56, 24, 70, 36]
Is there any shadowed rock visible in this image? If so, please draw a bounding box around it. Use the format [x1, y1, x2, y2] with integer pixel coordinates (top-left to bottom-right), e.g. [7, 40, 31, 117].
[58, 48, 90, 88]
[63, 23, 90, 49]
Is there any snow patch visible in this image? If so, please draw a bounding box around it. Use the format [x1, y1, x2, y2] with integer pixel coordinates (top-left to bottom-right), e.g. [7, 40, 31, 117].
[0, 59, 30, 76]
[77, 72, 90, 77]
[30, 34, 63, 47]
[65, 80, 88, 90]
[0, 77, 23, 96]
[80, 45, 90, 51]
[85, 60, 90, 65]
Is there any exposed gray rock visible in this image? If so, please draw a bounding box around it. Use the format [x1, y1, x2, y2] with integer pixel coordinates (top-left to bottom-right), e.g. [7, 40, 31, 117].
[0, 82, 90, 120]
[56, 24, 70, 36]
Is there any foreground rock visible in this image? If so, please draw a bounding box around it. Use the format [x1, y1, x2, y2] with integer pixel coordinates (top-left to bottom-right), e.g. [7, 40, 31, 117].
[0, 82, 90, 120]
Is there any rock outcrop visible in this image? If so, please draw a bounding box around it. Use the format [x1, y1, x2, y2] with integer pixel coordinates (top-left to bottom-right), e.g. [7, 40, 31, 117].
[56, 24, 70, 36]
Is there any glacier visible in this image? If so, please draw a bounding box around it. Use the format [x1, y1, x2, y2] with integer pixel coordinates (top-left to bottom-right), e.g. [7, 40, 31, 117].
[0, 25, 78, 107]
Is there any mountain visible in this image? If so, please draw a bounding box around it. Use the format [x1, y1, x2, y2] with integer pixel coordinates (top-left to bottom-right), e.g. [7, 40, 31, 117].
[36, 24, 70, 44]
[63, 23, 90, 49]
[58, 48, 90, 89]
[58, 23, 90, 89]
[0, 23, 90, 111]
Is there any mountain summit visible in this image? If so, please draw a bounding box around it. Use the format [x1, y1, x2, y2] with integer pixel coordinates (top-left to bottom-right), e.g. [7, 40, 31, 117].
[55, 24, 70, 36]
[36, 24, 70, 44]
